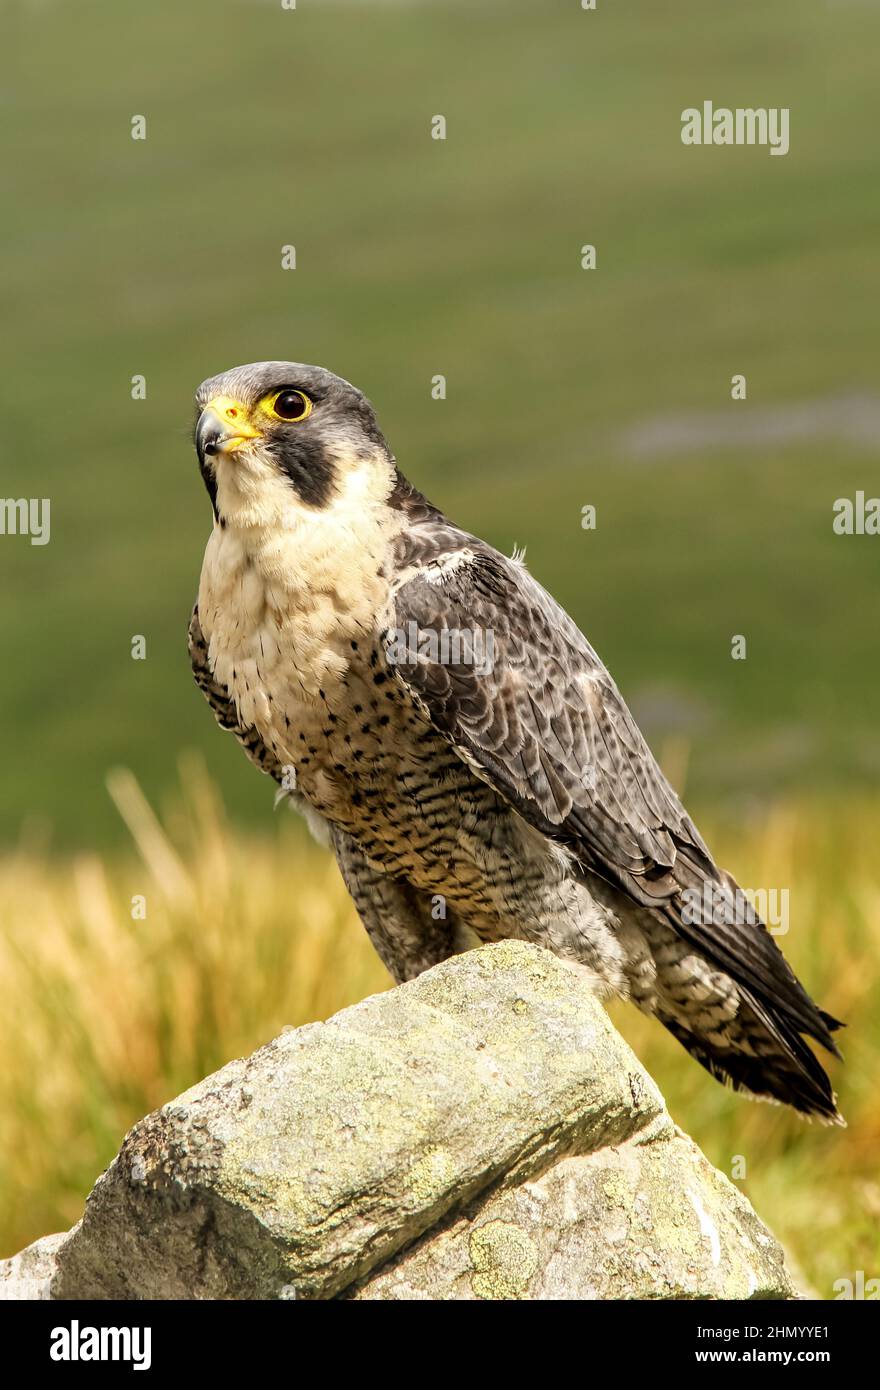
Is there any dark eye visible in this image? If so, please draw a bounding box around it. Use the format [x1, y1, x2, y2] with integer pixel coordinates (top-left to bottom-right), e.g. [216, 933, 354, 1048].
[269, 389, 312, 422]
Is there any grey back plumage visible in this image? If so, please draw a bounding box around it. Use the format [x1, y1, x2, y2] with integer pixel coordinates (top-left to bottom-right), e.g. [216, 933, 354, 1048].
[384, 520, 842, 1118]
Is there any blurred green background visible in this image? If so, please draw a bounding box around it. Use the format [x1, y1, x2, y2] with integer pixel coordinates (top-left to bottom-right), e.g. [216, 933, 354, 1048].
[1, 0, 879, 1296]
[2, 0, 879, 847]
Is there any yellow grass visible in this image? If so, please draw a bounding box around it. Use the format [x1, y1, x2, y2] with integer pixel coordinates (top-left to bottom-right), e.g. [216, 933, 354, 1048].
[1, 758, 877, 1298]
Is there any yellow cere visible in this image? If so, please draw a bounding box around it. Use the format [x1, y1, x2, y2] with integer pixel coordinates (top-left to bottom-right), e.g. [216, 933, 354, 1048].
[203, 396, 261, 440]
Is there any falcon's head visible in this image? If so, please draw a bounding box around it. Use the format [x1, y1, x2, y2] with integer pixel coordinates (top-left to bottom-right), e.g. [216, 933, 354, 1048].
[193, 361, 394, 525]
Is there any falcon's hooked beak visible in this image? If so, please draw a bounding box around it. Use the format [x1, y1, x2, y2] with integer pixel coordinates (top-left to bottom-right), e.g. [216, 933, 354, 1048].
[196, 396, 261, 466]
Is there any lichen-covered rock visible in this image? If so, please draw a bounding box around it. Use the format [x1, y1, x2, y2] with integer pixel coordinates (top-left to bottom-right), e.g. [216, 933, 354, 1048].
[350, 1128, 792, 1300]
[2, 941, 796, 1300]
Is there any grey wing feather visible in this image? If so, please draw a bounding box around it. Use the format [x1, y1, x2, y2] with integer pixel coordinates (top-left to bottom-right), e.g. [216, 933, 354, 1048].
[385, 536, 841, 1055]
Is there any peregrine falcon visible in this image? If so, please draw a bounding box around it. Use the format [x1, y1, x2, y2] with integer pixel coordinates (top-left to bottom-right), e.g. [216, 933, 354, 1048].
[188, 360, 843, 1122]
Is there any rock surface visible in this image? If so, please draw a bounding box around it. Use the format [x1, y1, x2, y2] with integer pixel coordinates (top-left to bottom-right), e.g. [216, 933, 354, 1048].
[0, 940, 796, 1300]
[0, 1233, 68, 1300]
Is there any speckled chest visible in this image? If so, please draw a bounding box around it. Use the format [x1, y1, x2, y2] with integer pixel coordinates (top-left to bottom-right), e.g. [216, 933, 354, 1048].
[198, 520, 490, 858]
[196, 515, 538, 921]
[282, 669, 524, 924]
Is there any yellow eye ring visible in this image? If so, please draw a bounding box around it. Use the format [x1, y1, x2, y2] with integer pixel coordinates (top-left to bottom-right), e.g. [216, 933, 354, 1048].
[267, 389, 312, 423]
